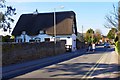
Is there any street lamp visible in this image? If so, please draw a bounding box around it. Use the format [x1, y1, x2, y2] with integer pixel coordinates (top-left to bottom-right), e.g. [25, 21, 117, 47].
[54, 8, 56, 44]
[53, 6, 64, 44]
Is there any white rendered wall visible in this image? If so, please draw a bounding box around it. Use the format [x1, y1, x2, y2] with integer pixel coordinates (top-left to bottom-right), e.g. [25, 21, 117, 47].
[72, 34, 77, 51]
[35, 34, 51, 42]
[58, 35, 72, 45]
[15, 33, 76, 52]
[16, 34, 52, 42]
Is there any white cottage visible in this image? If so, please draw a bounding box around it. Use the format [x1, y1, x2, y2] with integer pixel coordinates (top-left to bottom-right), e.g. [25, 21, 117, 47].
[12, 11, 77, 51]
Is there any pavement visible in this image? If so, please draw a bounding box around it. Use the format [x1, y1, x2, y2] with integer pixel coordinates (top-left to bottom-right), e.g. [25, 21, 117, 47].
[1, 48, 87, 79]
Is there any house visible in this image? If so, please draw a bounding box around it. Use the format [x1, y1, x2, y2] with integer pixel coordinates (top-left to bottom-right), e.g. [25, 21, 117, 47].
[12, 11, 77, 51]
[101, 35, 109, 43]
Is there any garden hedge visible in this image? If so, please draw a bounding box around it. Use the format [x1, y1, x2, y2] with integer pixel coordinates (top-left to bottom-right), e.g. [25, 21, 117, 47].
[115, 41, 120, 55]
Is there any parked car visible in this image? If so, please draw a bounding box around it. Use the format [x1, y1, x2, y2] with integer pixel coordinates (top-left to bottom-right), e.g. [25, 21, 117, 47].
[104, 43, 110, 48]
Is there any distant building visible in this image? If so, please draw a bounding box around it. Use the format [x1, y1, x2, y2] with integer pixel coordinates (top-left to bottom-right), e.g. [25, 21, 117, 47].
[12, 11, 77, 51]
[101, 35, 109, 43]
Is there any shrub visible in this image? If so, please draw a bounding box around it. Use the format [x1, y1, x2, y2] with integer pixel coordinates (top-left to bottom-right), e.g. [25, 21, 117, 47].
[115, 41, 120, 55]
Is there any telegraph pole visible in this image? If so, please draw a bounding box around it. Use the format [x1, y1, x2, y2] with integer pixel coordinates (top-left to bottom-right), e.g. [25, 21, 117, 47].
[82, 25, 83, 38]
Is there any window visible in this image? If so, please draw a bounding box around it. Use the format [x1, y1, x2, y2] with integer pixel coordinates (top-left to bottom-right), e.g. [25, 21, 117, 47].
[39, 30, 45, 34]
[29, 39, 35, 42]
[45, 38, 50, 42]
[67, 37, 70, 38]
[56, 37, 60, 41]
[22, 31, 26, 35]
[18, 38, 22, 43]
[35, 37, 41, 42]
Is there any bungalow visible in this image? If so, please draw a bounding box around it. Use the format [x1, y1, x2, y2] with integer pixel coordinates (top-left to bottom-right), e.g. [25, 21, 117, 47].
[12, 11, 77, 51]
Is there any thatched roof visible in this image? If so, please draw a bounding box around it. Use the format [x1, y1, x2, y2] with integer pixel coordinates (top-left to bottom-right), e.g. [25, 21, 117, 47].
[12, 11, 77, 36]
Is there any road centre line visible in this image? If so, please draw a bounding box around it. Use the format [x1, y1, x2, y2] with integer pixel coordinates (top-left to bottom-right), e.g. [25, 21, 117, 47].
[87, 50, 115, 78]
[88, 53, 110, 78]
[82, 53, 107, 79]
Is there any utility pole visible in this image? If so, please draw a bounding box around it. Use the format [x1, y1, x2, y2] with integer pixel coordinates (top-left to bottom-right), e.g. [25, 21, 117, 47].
[82, 25, 83, 38]
[80, 25, 85, 43]
[82, 25, 83, 35]
[53, 6, 64, 44]
[54, 8, 56, 44]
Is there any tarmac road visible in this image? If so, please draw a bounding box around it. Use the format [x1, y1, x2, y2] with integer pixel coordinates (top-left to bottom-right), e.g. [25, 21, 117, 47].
[14, 45, 120, 79]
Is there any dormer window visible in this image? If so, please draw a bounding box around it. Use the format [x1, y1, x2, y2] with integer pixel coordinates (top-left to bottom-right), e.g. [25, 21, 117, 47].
[22, 31, 26, 35]
[39, 30, 45, 34]
[33, 9, 38, 15]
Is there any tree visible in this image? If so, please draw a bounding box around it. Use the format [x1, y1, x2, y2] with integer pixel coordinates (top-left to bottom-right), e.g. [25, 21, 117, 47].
[118, 2, 120, 31]
[0, 12, 4, 27]
[107, 28, 117, 39]
[94, 29, 102, 43]
[0, 0, 16, 32]
[105, 2, 120, 42]
[118, 2, 120, 41]
[2, 35, 10, 42]
[85, 28, 102, 43]
[85, 28, 94, 43]
[104, 4, 118, 30]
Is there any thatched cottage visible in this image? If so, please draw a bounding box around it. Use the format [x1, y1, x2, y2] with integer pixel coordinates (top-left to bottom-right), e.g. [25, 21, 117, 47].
[12, 11, 77, 51]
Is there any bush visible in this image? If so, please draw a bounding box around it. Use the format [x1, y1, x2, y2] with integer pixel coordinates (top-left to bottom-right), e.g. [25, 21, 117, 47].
[115, 41, 120, 55]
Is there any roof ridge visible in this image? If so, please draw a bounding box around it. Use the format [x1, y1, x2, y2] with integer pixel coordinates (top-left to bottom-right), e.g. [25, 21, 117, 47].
[22, 11, 75, 15]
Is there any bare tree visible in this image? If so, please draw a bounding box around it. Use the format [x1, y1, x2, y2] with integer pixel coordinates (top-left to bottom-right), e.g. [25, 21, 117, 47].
[105, 2, 120, 42]
[118, 2, 120, 31]
[104, 4, 119, 30]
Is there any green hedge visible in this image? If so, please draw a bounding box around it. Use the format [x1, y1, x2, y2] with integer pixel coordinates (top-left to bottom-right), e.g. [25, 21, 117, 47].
[115, 41, 120, 55]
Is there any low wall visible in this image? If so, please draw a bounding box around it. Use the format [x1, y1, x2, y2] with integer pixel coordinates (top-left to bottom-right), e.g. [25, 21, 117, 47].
[76, 41, 87, 49]
[2, 41, 66, 66]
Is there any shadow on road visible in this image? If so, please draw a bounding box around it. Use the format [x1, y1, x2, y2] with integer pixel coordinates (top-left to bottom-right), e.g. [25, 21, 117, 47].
[42, 62, 120, 79]
[39, 47, 120, 79]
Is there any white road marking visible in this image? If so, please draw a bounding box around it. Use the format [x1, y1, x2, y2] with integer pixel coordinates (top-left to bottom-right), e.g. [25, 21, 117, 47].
[82, 53, 107, 79]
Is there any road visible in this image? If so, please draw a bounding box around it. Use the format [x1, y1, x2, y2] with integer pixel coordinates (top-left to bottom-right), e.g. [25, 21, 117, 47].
[14, 45, 120, 79]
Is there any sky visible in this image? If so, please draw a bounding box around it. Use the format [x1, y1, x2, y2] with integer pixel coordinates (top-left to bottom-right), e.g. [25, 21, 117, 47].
[0, 0, 118, 36]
